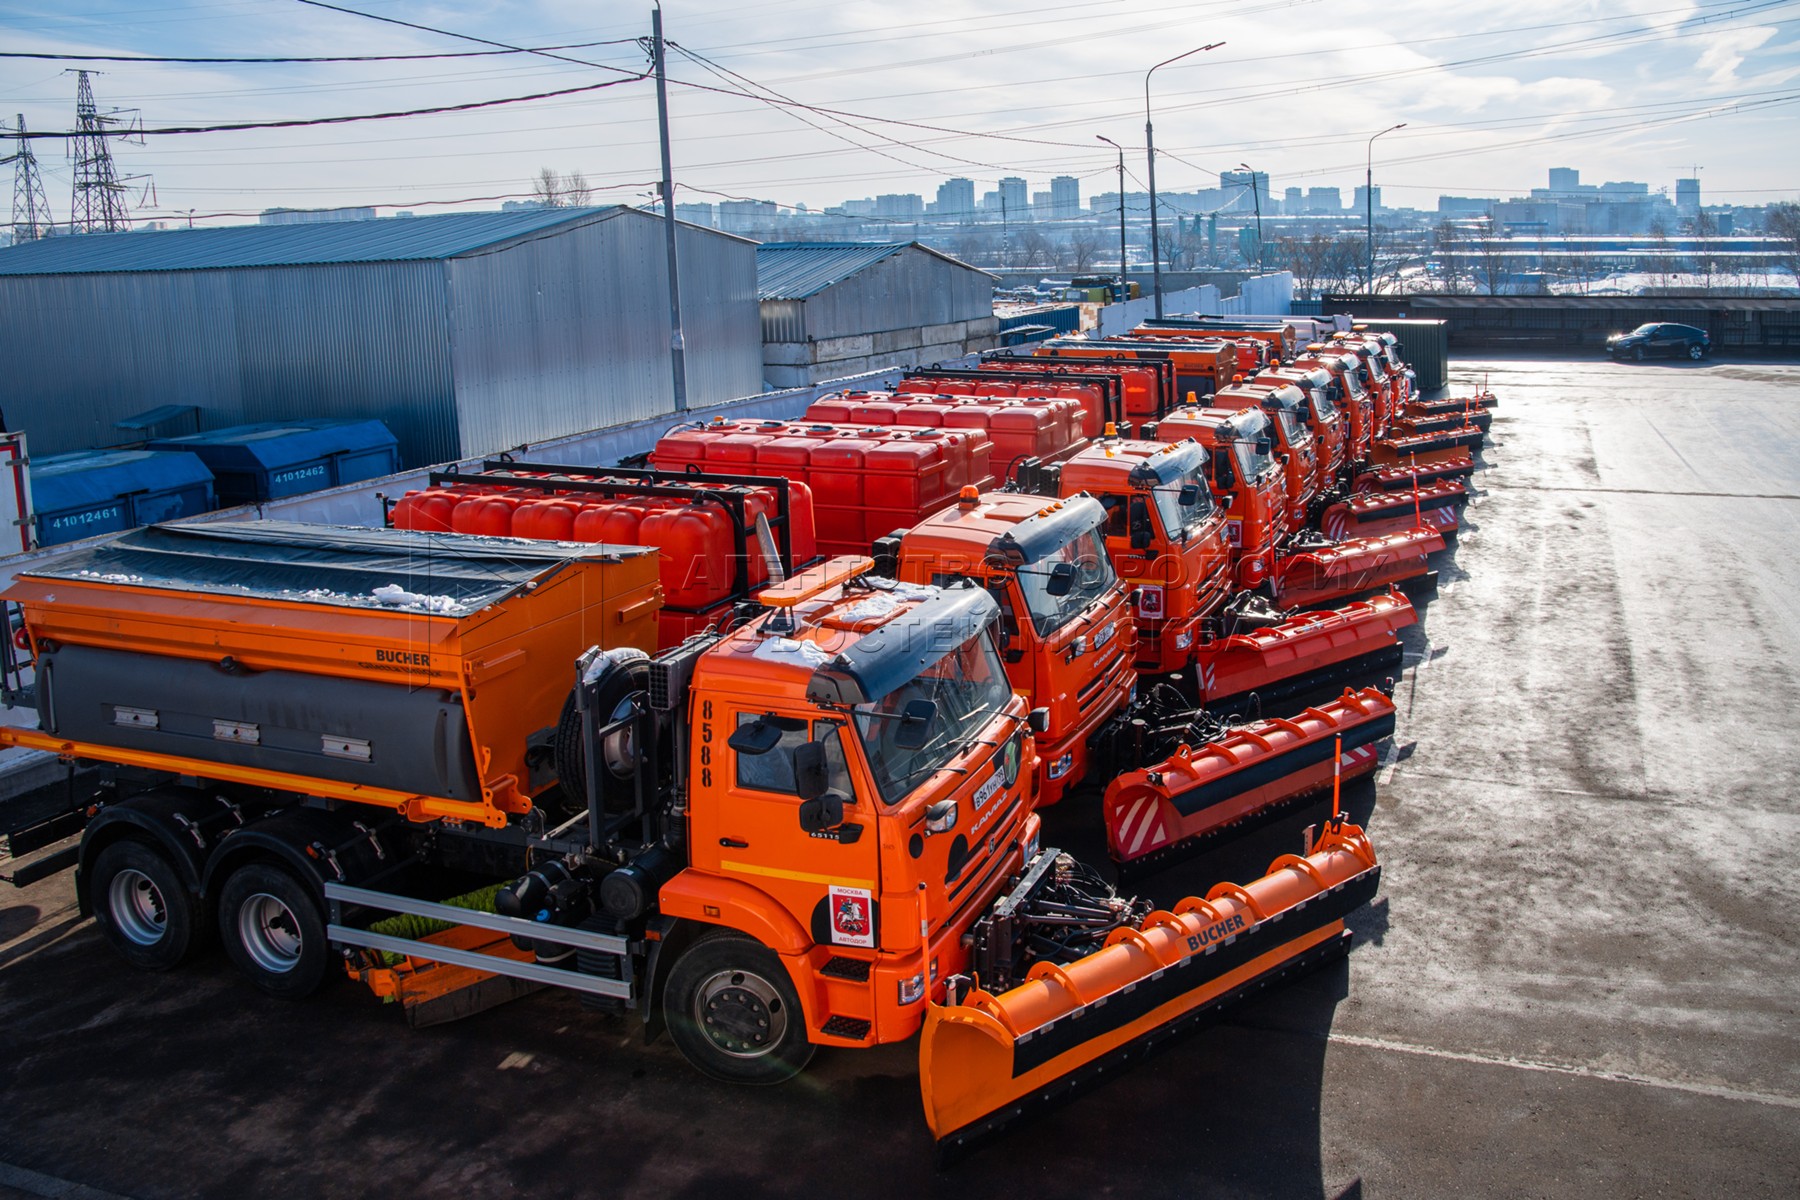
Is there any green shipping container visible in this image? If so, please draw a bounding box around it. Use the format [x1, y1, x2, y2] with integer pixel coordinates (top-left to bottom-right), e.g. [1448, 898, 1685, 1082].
[1351, 317, 1449, 393]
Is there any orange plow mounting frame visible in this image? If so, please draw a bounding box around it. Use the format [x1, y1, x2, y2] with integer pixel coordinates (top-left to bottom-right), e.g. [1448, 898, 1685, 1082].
[1193, 588, 1414, 711]
[1353, 455, 1475, 494]
[1410, 391, 1497, 415]
[919, 821, 1380, 1157]
[1274, 528, 1445, 610]
[1322, 481, 1466, 541]
[1103, 688, 1393, 875]
[1395, 411, 1490, 437]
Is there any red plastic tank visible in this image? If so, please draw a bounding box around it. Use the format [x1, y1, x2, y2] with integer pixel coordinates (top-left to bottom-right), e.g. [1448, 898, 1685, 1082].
[641, 501, 733, 609]
[390, 488, 458, 532]
[451, 494, 522, 537]
[511, 498, 580, 542]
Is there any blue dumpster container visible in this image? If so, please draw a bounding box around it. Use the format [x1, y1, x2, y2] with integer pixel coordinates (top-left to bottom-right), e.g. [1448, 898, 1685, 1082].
[31, 449, 217, 546]
[147, 418, 401, 507]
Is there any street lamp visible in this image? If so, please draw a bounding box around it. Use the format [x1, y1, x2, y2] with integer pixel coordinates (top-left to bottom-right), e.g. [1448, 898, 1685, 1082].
[1097, 135, 1127, 303]
[1146, 41, 1223, 318]
[1366, 122, 1405, 293]
[1237, 162, 1263, 273]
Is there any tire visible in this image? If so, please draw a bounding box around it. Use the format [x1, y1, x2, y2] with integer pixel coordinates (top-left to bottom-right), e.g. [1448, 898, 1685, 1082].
[664, 931, 815, 1084]
[1688, 344, 1704, 361]
[1633, 347, 1645, 361]
[554, 653, 651, 819]
[87, 839, 204, 971]
[217, 862, 330, 1000]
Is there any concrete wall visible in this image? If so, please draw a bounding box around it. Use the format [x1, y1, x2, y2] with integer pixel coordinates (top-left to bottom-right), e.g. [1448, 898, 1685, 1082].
[762, 315, 999, 388]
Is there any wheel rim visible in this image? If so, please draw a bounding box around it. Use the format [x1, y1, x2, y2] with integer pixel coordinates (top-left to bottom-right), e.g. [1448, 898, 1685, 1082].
[1690, 346, 1702, 359]
[108, 868, 168, 946]
[236, 892, 304, 974]
[692, 967, 788, 1059]
[601, 694, 638, 779]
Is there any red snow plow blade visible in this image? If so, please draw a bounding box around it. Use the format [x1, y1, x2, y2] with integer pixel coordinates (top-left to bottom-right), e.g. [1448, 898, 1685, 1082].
[1104, 687, 1393, 874]
[1194, 588, 1414, 712]
[1395, 410, 1490, 436]
[1273, 528, 1445, 609]
[919, 821, 1381, 1157]
[1322, 482, 1466, 541]
[1353, 455, 1475, 493]
[1408, 393, 1496, 417]
[1369, 430, 1484, 466]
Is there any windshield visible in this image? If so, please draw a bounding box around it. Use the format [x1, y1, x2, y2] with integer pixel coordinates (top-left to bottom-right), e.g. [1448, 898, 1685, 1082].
[1149, 463, 1217, 542]
[1016, 521, 1117, 637]
[1273, 405, 1309, 449]
[1364, 353, 1388, 381]
[1630, 323, 1657, 336]
[853, 629, 1013, 806]
[1231, 411, 1279, 483]
[1339, 368, 1367, 401]
[1307, 386, 1339, 424]
[1383, 345, 1404, 371]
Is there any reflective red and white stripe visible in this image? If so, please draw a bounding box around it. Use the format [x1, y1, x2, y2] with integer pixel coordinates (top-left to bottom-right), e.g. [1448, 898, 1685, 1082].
[1111, 794, 1171, 858]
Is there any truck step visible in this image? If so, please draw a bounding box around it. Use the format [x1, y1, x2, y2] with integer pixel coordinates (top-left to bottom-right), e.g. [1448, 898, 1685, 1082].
[821, 1015, 872, 1039]
[820, 956, 873, 982]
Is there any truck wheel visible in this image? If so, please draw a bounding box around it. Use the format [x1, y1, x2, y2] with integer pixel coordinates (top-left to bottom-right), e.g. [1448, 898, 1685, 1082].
[217, 863, 330, 1000]
[665, 931, 815, 1084]
[87, 840, 203, 970]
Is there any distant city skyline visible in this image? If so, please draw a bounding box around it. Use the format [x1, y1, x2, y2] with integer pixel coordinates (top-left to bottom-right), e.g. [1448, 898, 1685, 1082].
[1, 1, 1795, 229]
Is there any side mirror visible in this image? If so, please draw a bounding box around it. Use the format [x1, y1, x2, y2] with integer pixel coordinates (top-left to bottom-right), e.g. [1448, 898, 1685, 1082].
[1212, 449, 1237, 492]
[1255, 437, 1273, 455]
[1027, 707, 1050, 734]
[1177, 483, 1202, 506]
[792, 740, 829, 801]
[894, 698, 938, 750]
[728, 719, 784, 756]
[798, 791, 846, 834]
[1129, 508, 1154, 551]
[1045, 561, 1077, 597]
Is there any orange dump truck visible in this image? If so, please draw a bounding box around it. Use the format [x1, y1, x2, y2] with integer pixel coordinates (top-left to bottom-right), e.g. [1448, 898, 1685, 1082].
[0, 522, 1382, 1156]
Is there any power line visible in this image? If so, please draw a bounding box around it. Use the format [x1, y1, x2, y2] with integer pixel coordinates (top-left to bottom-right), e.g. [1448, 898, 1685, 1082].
[0, 40, 642, 65]
[0, 73, 651, 139]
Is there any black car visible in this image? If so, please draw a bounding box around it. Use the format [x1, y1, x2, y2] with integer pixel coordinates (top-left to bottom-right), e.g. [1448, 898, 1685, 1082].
[1607, 322, 1712, 361]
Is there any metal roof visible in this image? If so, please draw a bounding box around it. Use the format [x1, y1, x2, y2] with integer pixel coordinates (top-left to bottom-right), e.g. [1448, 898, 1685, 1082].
[0, 206, 637, 276]
[754, 241, 994, 301]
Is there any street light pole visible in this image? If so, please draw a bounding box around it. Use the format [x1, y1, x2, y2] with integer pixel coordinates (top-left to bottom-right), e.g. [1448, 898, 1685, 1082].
[1366, 122, 1405, 294]
[1098, 135, 1127, 303]
[1237, 161, 1263, 273]
[1145, 42, 1223, 318]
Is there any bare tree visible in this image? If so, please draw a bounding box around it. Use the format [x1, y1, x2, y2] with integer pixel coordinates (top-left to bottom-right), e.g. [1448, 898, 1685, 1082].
[532, 168, 593, 208]
[1768, 202, 1800, 286]
[1645, 217, 1678, 291]
[1470, 217, 1510, 295]
[1684, 209, 1722, 291]
[1432, 220, 1468, 293]
[1066, 226, 1103, 273]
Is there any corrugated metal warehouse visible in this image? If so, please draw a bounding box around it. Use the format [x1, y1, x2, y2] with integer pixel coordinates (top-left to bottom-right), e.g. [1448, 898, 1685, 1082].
[756, 242, 998, 387]
[0, 207, 764, 467]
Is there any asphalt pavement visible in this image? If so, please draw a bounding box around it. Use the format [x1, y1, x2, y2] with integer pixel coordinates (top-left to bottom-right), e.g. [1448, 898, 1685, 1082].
[2, 351, 1797, 1198]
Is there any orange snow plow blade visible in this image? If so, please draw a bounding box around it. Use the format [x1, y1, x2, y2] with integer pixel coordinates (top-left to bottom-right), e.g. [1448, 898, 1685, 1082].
[1352, 455, 1475, 493]
[1395, 411, 1490, 436]
[1195, 588, 1414, 712]
[1322, 481, 1466, 541]
[1104, 687, 1393, 875]
[1409, 391, 1496, 416]
[1370, 429, 1483, 466]
[1274, 528, 1445, 609]
[919, 821, 1381, 1157]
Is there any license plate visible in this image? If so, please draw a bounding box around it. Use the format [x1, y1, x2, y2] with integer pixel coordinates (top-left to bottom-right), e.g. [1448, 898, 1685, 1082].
[973, 770, 1002, 811]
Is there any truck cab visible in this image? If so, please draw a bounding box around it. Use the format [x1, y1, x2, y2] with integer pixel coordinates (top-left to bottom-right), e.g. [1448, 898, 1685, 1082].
[1255, 366, 1346, 485]
[1292, 349, 1376, 459]
[1208, 382, 1319, 530]
[1046, 438, 1234, 671]
[671, 570, 1040, 1057]
[1146, 407, 1287, 590]
[882, 492, 1136, 805]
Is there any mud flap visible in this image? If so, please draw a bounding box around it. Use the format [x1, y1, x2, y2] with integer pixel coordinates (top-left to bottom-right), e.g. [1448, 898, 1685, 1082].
[1104, 688, 1393, 874]
[919, 824, 1380, 1158]
[1273, 528, 1445, 609]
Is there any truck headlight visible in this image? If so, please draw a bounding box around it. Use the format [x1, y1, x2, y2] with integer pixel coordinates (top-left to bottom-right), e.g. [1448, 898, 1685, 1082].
[899, 972, 925, 1005]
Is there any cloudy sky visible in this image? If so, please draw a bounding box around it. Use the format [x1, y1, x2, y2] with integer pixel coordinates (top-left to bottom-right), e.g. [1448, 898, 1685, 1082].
[3, 0, 1797, 226]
